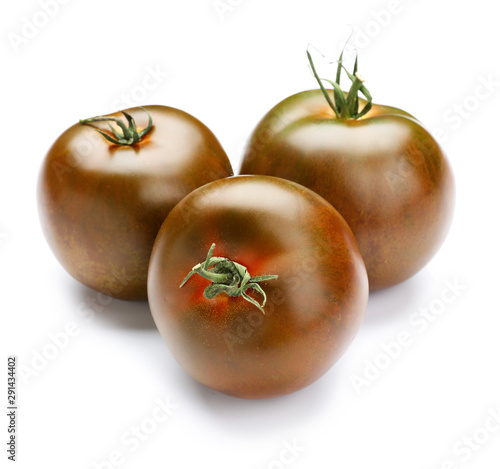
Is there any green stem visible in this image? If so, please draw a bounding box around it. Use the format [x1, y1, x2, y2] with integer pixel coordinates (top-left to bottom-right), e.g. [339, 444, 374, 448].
[80, 107, 153, 145]
[307, 44, 373, 120]
[180, 243, 279, 314]
[189, 263, 233, 284]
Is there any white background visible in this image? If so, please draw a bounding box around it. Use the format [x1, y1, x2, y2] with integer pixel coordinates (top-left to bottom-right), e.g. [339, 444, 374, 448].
[1, 0, 500, 468]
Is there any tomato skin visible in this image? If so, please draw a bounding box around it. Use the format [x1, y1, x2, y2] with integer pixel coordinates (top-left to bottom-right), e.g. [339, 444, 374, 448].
[38, 105, 233, 300]
[240, 90, 455, 290]
[148, 175, 368, 399]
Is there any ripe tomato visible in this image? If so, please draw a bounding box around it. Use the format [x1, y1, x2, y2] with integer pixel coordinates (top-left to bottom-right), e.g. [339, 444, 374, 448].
[148, 175, 368, 399]
[38, 105, 233, 300]
[240, 50, 455, 290]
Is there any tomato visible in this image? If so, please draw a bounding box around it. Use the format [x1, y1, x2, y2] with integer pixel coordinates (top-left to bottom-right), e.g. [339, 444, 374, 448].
[240, 49, 455, 290]
[148, 175, 368, 399]
[38, 105, 233, 300]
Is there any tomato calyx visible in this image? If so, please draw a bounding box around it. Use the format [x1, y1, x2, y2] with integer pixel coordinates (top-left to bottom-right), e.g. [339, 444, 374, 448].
[79, 107, 153, 145]
[307, 44, 372, 120]
[180, 243, 278, 314]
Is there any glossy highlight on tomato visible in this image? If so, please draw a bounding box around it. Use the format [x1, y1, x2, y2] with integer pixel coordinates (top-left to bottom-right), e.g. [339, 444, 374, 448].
[148, 175, 368, 399]
[38, 105, 233, 300]
[240, 51, 455, 290]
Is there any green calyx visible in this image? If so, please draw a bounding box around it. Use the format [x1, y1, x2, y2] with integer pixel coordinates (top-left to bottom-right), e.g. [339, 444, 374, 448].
[307, 44, 373, 120]
[180, 243, 279, 314]
[80, 107, 153, 145]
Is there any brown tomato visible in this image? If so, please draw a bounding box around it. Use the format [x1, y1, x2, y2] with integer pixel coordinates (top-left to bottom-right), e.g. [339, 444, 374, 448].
[148, 175, 368, 399]
[38, 105, 233, 300]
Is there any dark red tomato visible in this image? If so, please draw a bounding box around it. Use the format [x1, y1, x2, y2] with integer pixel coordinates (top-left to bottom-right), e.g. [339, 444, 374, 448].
[240, 52, 455, 291]
[148, 175, 368, 399]
[38, 105, 233, 300]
